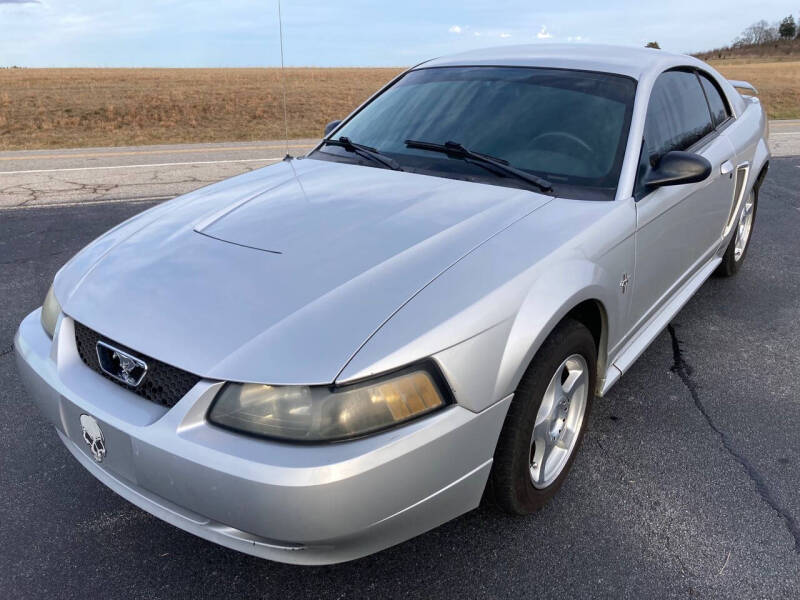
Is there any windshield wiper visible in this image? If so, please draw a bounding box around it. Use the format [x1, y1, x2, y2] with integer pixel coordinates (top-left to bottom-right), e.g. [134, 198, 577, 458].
[404, 139, 553, 193]
[322, 137, 402, 171]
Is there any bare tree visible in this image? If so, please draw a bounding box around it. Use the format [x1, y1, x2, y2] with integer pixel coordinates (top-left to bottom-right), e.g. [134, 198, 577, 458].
[737, 19, 779, 45]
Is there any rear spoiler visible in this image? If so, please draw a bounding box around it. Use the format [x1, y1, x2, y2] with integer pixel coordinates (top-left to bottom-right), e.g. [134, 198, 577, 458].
[728, 80, 758, 95]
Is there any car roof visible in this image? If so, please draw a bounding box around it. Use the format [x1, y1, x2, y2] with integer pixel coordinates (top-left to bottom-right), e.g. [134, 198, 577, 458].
[417, 43, 708, 80]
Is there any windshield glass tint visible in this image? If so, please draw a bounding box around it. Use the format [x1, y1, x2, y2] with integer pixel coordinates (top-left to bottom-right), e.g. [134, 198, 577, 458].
[326, 67, 636, 197]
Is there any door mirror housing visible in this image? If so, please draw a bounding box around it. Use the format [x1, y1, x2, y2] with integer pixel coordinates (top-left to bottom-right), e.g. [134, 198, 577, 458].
[324, 119, 342, 137]
[645, 151, 712, 189]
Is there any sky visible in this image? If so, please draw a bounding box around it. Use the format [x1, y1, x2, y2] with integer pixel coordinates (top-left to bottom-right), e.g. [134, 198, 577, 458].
[0, 0, 795, 67]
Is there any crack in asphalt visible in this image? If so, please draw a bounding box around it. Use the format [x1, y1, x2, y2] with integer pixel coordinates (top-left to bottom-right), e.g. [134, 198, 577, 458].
[0, 183, 38, 206]
[1, 171, 223, 208]
[0, 345, 14, 359]
[667, 323, 800, 554]
[0, 149, 266, 210]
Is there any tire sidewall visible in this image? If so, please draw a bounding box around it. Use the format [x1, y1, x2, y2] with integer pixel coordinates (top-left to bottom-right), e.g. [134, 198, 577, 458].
[718, 185, 759, 276]
[733, 187, 759, 267]
[496, 320, 597, 514]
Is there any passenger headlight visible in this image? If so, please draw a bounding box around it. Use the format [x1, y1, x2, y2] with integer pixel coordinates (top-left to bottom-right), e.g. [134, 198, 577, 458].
[208, 367, 448, 441]
[41, 284, 61, 339]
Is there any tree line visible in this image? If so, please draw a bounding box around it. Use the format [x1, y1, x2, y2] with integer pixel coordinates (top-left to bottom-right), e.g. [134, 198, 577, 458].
[735, 15, 798, 46]
[643, 15, 799, 52]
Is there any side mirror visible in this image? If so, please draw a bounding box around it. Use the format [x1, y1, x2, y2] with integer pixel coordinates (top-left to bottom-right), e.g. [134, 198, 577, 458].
[324, 119, 342, 137]
[645, 151, 711, 189]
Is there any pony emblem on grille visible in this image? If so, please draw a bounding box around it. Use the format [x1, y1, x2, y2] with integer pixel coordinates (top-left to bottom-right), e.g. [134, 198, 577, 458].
[95, 341, 148, 387]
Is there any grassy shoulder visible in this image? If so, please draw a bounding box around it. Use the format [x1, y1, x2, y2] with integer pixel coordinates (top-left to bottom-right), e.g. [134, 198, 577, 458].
[0, 67, 402, 151]
[708, 59, 800, 120]
[0, 61, 796, 151]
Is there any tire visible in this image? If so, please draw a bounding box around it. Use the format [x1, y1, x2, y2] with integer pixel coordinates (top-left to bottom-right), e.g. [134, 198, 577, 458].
[488, 318, 596, 515]
[716, 185, 758, 277]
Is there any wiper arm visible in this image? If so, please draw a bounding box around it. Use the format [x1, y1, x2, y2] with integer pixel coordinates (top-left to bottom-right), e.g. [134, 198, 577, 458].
[405, 139, 553, 193]
[322, 137, 403, 171]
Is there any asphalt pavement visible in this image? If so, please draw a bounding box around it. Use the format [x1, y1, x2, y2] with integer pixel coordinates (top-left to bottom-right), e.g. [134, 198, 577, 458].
[0, 139, 318, 209]
[1, 147, 799, 598]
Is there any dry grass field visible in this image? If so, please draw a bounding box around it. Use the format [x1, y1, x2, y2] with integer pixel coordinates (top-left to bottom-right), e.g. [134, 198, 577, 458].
[709, 59, 800, 120]
[0, 61, 796, 151]
[0, 67, 402, 150]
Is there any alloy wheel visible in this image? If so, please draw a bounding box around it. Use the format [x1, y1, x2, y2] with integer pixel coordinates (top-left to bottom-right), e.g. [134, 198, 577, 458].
[529, 354, 589, 489]
[734, 190, 755, 262]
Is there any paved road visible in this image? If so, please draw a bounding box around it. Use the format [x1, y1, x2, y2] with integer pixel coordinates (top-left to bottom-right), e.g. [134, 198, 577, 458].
[0, 139, 317, 209]
[769, 120, 800, 157]
[1, 158, 799, 598]
[0, 120, 798, 209]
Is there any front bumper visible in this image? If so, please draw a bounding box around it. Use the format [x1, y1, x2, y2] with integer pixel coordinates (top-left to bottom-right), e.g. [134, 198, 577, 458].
[14, 309, 511, 565]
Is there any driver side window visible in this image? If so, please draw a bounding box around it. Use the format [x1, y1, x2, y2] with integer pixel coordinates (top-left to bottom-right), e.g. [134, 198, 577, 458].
[636, 70, 715, 197]
[644, 70, 714, 165]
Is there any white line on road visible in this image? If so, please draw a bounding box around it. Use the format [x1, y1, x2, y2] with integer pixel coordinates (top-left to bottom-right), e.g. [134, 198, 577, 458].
[0, 143, 314, 162]
[771, 132, 800, 136]
[0, 157, 284, 176]
[1, 195, 175, 211]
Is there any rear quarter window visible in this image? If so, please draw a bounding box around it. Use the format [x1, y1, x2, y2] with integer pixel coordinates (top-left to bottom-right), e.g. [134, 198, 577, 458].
[698, 72, 731, 127]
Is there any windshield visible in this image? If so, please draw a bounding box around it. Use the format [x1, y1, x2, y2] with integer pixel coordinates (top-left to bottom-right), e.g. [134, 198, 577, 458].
[311, 66, 637, 200]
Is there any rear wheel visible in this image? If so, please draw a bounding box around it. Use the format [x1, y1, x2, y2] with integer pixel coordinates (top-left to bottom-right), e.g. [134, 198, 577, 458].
[716, 187, 758, 277]
[489, 318, 596, 514]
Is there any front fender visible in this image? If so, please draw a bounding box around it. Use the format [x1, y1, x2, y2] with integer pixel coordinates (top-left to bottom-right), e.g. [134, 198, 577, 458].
[339, 197, 635, 413]
[492, 262, 615, 408]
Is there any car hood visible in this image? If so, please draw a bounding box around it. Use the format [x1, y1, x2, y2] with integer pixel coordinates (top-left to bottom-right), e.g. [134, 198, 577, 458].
[56, 159, 551, 384]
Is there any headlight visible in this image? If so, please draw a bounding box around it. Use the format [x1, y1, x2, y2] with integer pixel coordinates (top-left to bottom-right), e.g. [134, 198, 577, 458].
[40, 285, 61, 339]
[208, 367, 448, 442]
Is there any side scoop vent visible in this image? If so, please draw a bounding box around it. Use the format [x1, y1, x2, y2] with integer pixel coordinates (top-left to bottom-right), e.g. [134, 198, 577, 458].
[723, 164, 750, 238]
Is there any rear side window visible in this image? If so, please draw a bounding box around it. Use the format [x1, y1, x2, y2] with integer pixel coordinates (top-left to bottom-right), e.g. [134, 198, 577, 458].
[643, 70, 715, 165]
[698, 72, 731, 126]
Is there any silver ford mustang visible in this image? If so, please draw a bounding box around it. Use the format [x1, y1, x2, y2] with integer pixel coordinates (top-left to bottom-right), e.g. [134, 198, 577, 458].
[15, 44, 769, 565]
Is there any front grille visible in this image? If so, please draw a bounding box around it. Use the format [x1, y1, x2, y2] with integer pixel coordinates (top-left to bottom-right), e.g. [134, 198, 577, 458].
[74, 322, 201, 408]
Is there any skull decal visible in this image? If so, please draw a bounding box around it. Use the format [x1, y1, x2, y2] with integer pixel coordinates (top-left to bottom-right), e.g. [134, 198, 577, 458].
[80, 414, 106, 462]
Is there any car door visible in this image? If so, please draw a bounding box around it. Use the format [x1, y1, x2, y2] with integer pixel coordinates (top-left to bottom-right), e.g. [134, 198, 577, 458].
[697, 70, 747, 240]
[628, 69, 736, 330]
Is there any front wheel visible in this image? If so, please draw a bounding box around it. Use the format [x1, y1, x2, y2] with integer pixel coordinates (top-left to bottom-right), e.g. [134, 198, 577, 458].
[716, 187, 758, 277]
[488, 318, 596, 514]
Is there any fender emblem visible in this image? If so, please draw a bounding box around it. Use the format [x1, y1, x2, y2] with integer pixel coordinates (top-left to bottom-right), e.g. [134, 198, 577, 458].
[620, 273, 630, 294]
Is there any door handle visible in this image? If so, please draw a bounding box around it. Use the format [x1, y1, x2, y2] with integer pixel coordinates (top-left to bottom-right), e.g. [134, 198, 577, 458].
[720, 160, 734, 176]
